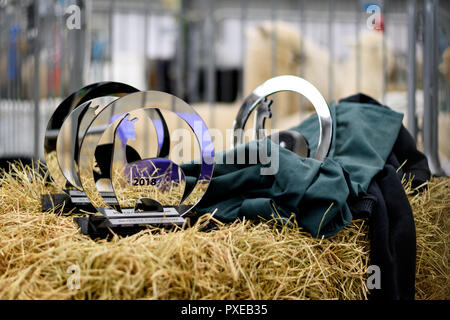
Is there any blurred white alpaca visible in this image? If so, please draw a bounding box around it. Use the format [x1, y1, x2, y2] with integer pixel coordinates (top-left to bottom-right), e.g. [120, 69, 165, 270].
[244, 21, 397, 114]
[181, 22, 398, 154]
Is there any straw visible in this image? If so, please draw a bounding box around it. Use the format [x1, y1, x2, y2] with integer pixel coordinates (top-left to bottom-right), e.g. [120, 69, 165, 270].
[0, 160, 447, 299]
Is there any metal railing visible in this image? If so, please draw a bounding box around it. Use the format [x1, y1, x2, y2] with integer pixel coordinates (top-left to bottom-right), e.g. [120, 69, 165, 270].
[0, 0, 449, 175]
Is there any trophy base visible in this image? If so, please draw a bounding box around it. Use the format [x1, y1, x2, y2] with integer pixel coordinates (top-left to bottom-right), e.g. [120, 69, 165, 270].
[74, 207, 186, 239]
[99, 207, 186, 227]
[41, 189, 118, 213]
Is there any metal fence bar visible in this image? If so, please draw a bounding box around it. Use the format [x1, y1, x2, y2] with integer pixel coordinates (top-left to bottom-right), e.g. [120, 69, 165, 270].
[49, 8, 55, 102]
[143, 2, 150, 91]
[6, 11, 10, 100]
[239, 0, 248, 98]
[12, 9, 17, 152]
[108, 0, 115, 80]
[3, 7, 8, 152]
[33, 1, 41, 159]
[270, 0, 277, 78]
[206, 0, 216, 128]
[186, 14, 199, 104]
[0, 0, 447, 170]
[328, 0, 334, 102]
[5, 9, 11, 154]
[18, 8, 25, 151]
[270, 0, 278, 126]
[68, 0, 87, 93]
[298, 0, 305, 115]
[175, 1, 186, 101]
[355, 0, 360, 93]
[56, 2, 64, 98]
[407, 0, 418, 141]
[61, 4, 68, 98]
[143, 1, 150, 156]
[381, 0, 387, 104]
[0, 3, 3, 153]
[0, 7, 3, 101]
[423, 0, 444, 175]
[440, 6, 450, 116]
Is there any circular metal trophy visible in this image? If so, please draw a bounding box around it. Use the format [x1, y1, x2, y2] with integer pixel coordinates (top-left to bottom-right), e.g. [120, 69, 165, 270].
[232, 75, 333, 160]
[77, 90, 214, 228]
[42, 83, 214, 232]
[44, 82, 139, 190]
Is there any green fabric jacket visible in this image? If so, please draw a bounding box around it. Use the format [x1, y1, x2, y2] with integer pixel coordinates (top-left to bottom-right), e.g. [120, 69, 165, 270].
[182, 101, 403, 237]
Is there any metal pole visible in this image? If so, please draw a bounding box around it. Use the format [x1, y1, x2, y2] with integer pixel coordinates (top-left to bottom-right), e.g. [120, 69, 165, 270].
[143, 1, 150, 157]
[0, 7, 3, 99]
[381, 0, 387, 104]
[83, 0, 91, 87]
[68, 0, 87, 93]
[175, 0, 186, 101]
[270, 0, 277, 126]
[60, 3, 68, 97]
[55, 3, 63, 98]
[355, 0, 361, 93]
[6, 10, 11, 101]
[144, 2, 150, 90]
[298, 0, 305, 115]
[0, 8, 3, 155]
[270, 0, 277, 78]
[239, 0, 248, 99]
[423, 0, 444, 175]
[407, 0, 418, 141]
[13, 8, 19, 153]
[33, 1, 40, 159]
[206, 0, 216, 129]
[328, 0, 334, 102]
[187, 19, 200, 103]
[5, 9, 11, 154]
[108, 0, 115, 80]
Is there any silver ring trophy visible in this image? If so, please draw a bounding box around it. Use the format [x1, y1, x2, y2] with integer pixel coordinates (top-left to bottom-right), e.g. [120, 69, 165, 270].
[232, 75, 333, 160]
[42, 76, 332, 236]
[42, 82, 214, 234]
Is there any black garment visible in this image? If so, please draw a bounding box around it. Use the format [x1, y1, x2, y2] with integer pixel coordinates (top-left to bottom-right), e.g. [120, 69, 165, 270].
[366, 156, 417, 300]
[391, 126, 431, 189]
[342, 93, 431, 300]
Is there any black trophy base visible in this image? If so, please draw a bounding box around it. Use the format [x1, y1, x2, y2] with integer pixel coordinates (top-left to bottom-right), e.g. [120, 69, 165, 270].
[74, 207, 186, 239]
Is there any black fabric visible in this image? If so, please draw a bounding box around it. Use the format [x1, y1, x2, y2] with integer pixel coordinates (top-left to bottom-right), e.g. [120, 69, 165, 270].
[366, 157, 417, 300]
[341, 93, 431, 300]
[339, 93, 383, 106]
[392, 126, 431, 189]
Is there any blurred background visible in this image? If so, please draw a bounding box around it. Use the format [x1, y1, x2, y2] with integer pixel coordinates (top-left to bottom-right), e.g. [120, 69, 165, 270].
[0, 0, 449, 175]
